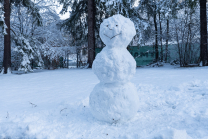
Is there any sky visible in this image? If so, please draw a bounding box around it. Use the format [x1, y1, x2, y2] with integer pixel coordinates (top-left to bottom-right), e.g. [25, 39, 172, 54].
[56, 5, 70, 20]
[56, 0, 140, 20]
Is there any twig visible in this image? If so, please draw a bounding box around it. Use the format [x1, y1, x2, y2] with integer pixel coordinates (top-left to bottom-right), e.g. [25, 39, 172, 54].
[29, 101, 37, 107]
[60, 108, 67, 113]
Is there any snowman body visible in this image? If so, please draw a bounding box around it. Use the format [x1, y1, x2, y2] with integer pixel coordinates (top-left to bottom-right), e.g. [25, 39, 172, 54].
[89, 14, 139, 123]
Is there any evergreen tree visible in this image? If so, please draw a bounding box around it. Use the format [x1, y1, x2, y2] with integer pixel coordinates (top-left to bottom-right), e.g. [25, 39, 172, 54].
[59, 0, 88, 46]
[59, 0, 147, 67]
[59, 0, 107, 68]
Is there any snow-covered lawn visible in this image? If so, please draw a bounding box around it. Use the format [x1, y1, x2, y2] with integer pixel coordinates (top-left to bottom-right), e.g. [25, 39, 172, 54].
[0, 65, 208, 139]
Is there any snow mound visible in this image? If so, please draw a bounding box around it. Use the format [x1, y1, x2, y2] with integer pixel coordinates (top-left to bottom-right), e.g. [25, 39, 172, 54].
[89, 82, 139, 123]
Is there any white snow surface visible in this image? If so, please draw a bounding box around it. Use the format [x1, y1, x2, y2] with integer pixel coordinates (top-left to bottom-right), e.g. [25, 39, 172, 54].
[0, 65, 208, 138]
[91, 14, 138, 123]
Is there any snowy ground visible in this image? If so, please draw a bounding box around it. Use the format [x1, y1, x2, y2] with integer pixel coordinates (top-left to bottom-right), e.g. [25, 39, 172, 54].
[0, 64, 208, 139]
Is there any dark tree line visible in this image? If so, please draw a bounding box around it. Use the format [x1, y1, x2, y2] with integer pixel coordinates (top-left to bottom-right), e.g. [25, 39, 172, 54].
[1, 0, 208, 72]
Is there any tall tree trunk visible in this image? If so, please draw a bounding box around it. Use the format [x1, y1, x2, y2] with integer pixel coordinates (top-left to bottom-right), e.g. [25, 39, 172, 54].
[154, 7, 158, 62]
[200, 0, 207, 66]
[159, 12, 163, 61]
[3, 0, 11, 74]
[165, 19, 169, 62]
[88, 0, 95, 68]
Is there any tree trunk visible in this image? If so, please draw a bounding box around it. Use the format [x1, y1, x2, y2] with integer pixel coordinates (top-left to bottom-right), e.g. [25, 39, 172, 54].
[165, 19, 169, 62]
[200, 0, 207, 66]
[88, 0, 95, 68]
[77, 49, 79, 68]
[3, 0, 11, 74]
[159, 12, 163, 61]
[154, 7, 158, 62]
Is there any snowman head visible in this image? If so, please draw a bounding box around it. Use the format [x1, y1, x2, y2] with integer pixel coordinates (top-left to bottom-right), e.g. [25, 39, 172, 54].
[99, 14, 136, 48]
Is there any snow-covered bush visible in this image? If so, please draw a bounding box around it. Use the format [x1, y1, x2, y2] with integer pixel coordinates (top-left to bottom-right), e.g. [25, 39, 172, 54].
[41, 44, 66, 69]
[13, 36, 43, 72]
[9, 0, 71, 71]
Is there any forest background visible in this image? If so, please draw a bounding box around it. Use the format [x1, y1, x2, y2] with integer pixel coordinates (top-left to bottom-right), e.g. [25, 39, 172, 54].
[0, 0, 207, 74]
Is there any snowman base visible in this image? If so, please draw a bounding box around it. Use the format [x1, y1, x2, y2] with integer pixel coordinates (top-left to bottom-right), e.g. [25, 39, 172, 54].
[89, 82, 139, 123]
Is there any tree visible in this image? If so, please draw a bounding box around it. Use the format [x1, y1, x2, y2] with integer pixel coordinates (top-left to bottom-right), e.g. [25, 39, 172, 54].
[13, 35, 43, 72]
[161, 0, 178, 62]
[88, 0, 95, 68]
[59, 0, 147, 68]
[103, 0, 149, 46]
[3, 0, 11, 74]
[137, 0, 161, 61]
[173, 4, 200, 66]
[12, 0, 68, 71]
[0, 0, 42, 74]
[200, 0, 207, 66]
[157, 0, 178, 62]
[59, 0, 106, 68]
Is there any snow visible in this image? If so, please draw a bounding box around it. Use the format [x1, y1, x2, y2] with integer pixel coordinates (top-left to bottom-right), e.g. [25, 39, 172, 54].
[0, 65, 208, 138]
[99, 14, 136, 49]
[90, 14, 138, 123]
[93, 47, 136, 84]
[90, 82, 139, 123]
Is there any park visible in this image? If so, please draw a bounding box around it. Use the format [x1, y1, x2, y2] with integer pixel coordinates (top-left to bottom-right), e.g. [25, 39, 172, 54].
[0, 0, 208, 139]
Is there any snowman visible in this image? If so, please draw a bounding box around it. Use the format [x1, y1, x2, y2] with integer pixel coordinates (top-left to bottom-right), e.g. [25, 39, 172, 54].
[89, 14, 139, 123]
